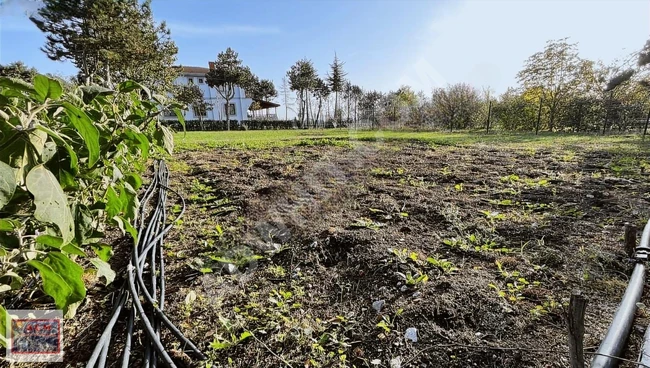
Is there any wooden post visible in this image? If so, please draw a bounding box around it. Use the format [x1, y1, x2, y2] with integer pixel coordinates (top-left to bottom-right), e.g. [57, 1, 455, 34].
[535, 97, 543, 136]
[567, 291, 587, 368]
[486, 100, 492, 134]
[643, 110, 650, 141]
[624, 222, 637, 257]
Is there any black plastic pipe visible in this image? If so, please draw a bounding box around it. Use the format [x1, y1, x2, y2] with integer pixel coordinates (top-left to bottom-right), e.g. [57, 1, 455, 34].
[592, 219, 650, 368]
[87, 160, 205, 368]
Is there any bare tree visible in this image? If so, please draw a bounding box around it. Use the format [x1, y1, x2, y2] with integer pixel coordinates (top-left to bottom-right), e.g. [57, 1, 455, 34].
[431, 83, 482, 131]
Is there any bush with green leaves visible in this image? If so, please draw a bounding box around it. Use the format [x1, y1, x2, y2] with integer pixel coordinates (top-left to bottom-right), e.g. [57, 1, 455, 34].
[0, 75, 184, 332]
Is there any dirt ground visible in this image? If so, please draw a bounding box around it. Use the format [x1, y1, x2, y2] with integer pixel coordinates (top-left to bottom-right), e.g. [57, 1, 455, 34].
[10, 136, 650, 368]
[157, 138, 650, 368]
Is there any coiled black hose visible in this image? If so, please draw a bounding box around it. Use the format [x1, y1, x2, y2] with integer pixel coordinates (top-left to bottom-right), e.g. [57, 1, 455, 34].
[87, 160, 206, 368]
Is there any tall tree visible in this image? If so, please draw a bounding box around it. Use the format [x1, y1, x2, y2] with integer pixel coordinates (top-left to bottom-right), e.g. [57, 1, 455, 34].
[350, 85, 363, 126]
[517, 38, 582, 131]
[206, 47, 255, 130]
[174, 84, 211, 130]
[313, 78, 331, 127]
[279, 76, 295, 121]
[431, 83, 481, 131]
[287, 59, 317, 128]
[30, 0, 178, 91]
[327, 53, 347, 124]
[360, 90, 382, 127]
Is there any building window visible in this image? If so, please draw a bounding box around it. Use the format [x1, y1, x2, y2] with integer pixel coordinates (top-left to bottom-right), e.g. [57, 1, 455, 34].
[188, 77, 194, 84]
[193, 105, 207, 117]
[198, 78, 204, 84]
[225, 103, 236, 116]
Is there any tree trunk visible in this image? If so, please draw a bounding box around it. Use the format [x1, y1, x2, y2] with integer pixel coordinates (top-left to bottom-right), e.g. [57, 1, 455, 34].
[315, 99, 322, 124]
[347, 95, 351, 126]
[535, 97, 543, 135]
[334, 91, 339, 124]
[306, 90, 310, 129]
[198, 106, 204, 130]
[225, 97, 231, 131]
[486, 100, 492, 134]
[643, 110, 650, 141]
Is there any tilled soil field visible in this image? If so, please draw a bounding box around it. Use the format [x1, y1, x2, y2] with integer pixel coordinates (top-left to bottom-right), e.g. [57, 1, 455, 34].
[27, 137, 650, 368]
[155, 139, 650, 368]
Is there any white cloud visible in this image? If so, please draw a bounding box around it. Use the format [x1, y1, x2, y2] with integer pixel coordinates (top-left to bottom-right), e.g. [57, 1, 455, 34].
[168, 23, 281, 37]
[397, 0, 650, 94]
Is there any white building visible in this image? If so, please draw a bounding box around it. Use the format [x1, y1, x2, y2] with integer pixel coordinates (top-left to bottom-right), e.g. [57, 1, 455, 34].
[163, 65, 279, 122]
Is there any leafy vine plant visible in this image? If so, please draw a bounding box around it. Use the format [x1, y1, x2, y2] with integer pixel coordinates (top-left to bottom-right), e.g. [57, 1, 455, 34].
[0, 75, 185, 333]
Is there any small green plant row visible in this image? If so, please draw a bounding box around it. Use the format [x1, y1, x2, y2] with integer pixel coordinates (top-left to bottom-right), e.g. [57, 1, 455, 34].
[202, 286, 353, 367]
[487, 198, 551, 211]
[370, 167, 405, 178]
[0, 75, 184, 323]
[443, 233, 512, 253]
[390, 248, 459, 274]
[499, 174, 550, 188]
[490, 260, 564, 318]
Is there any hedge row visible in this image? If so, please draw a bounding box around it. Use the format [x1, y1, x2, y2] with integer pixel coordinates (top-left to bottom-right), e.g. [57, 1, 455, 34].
[165, 119, 355, 131]
[166, 119, 295, 131]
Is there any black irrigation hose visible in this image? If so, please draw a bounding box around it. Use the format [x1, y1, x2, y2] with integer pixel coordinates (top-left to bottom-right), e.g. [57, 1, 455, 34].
[592, 219, 650, 368]
[87, 160, 206, 368]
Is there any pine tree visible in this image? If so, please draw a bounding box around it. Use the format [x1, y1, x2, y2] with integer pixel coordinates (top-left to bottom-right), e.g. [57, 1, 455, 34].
[205, 48, 255, 131]
[0, 62, 38, 82]
[327, 53, 347, 124]
[287, 59, 317, 128]
[30, 0, 178, 92]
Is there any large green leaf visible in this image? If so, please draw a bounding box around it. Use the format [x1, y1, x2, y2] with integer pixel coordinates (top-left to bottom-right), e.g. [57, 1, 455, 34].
[61, 243, 86, 257]
[0, 218, 18, 232]
[90, 258, 115, 284]
[118, 80, 150, 99]
[0, 161, 16, 209]
[36, 125, 79, 172]
[0, 304, 6, 347]
[33, 75, 63, 102]
[113, 215, 138, 242]
[173, 107, 186, 131]
[81, 85, 114, 104]
[45, 252, 85, 304]
[92, 243, 113, 262]
[26, 165, 75, 244]
[36, 234, 64, 249]
[105, 186, 122, 218]
[0, 133, 30, 185]
[0, 77, 36, 96]
[26, 260, 72, 310]
[120, 182, 138, 220]
[125, 173, 142, 190]
[155, 125, 174, 154]
[62, 102, 100, 167]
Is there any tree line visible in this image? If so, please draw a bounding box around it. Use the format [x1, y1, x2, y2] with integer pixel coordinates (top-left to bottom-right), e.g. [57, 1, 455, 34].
[3, 0, 649, 134]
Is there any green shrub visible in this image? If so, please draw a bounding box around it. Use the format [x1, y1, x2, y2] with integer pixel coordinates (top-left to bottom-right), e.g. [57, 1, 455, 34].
[0, 75, 183, 316]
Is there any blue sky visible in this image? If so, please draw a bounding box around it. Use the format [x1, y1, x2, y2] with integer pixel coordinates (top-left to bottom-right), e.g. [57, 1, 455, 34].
[1, 0, 649, 103]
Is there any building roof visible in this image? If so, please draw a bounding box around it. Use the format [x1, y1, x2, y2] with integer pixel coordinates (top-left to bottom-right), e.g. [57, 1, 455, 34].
[176, 66, 210, 75]
[251, 99, 281, 110]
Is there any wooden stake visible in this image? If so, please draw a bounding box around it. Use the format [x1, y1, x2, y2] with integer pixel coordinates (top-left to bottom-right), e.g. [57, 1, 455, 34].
[624, 222, 637, 257]
[535, 97, 543, 136]
[567, 291, 587, 368]
[486, 100, 492, 134]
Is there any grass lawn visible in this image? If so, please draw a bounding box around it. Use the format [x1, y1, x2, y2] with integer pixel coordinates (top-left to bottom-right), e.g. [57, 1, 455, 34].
[174, 128, 650, 152]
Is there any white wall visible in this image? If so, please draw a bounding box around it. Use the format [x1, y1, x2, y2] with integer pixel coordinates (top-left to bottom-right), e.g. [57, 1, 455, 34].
[168, 75, 253, 122]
